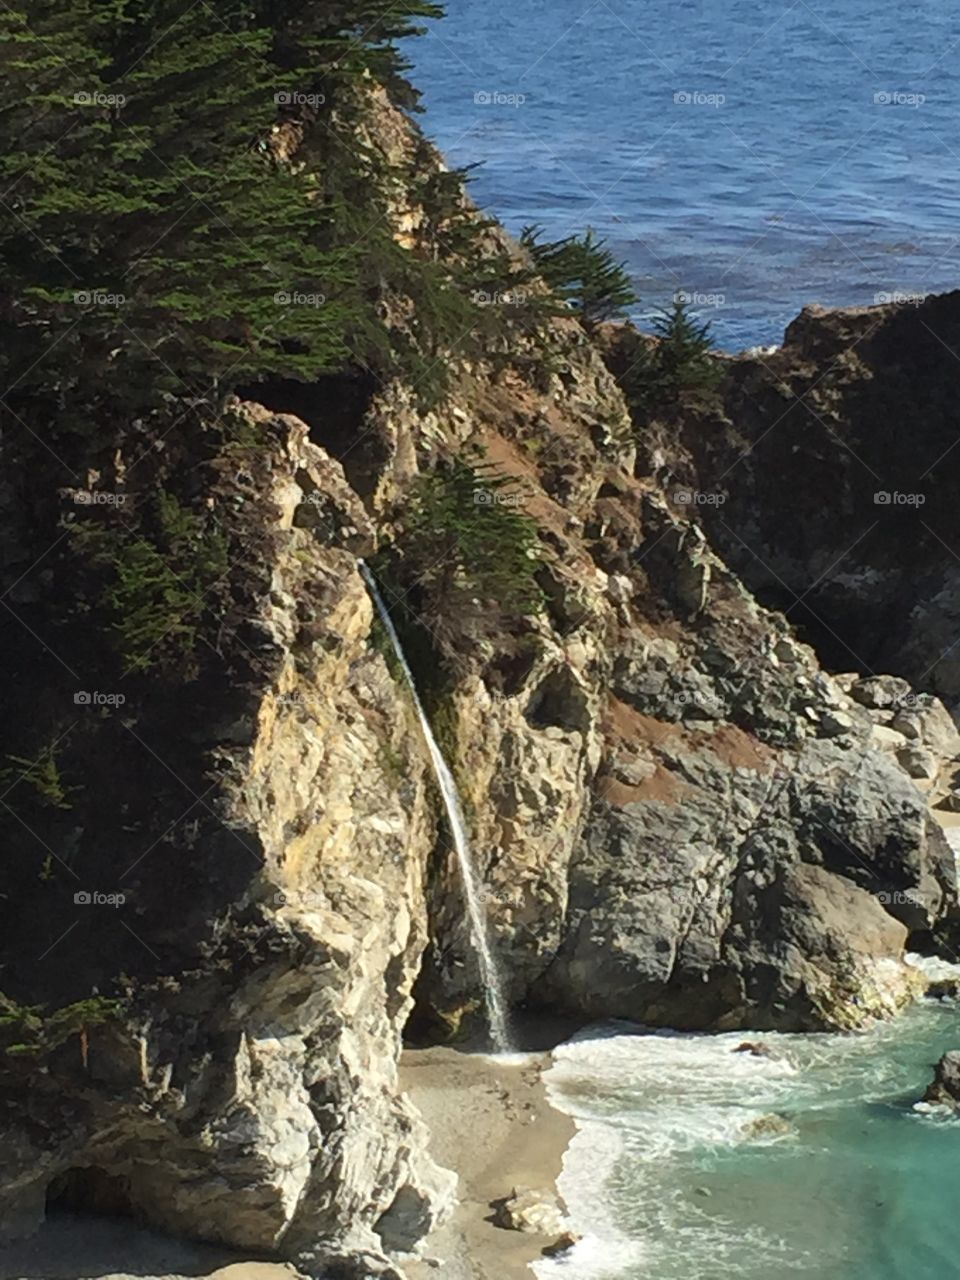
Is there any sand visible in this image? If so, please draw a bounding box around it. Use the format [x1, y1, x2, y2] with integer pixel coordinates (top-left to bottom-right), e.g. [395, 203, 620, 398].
[1, 1029, 576, 1280]
[400, 1037, 576, 1280]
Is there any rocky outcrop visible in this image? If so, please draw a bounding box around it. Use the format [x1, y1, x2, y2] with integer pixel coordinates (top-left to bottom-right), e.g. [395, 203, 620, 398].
[0, 411, 454, 1273]
[601, 294, 960, 707]
[922, 1051, 960, 1107]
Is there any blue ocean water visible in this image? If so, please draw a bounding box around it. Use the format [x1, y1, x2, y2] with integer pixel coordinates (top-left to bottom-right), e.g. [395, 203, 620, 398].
[406, 0, 960, 349]
[538, 985, 960, 1280]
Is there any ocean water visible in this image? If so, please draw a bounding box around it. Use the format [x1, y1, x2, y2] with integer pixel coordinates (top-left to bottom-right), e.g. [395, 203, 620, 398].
[537, 964, 960, 1280]
[407, 0, 960, 348]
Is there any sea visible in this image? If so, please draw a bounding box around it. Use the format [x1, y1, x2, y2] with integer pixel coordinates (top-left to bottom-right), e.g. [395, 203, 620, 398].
[406, 0, 960, 350]
[533, 963, 960, 1280]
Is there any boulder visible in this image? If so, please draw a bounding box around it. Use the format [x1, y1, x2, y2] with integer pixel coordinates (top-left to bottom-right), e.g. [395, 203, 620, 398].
[849, 676, 914, 711]
[922, 1051, 960, 1107]
[492, 1188, 566, 1236]
[896, 746, 939, 782]
[542, 1230, 581, 1257]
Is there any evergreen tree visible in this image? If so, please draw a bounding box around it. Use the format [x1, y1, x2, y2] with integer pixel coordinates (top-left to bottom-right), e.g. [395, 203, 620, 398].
[0, 0, 447, 430]
[520, 224, 637, 330]
[650, 296, 721, 396]
[399, 458, 542, 619]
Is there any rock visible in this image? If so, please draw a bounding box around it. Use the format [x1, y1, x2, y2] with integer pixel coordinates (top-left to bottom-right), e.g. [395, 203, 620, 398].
[871, 724, 909, 751]
[927, 979, 960, 1000]
[850, 676, 914, 711]
[893, 700, 960, 758]
[492, 1188, 566, 1236]
[734, 1042, 775, 1058]
[896, 746, 939, 781]
[542, 1230, 581, 1257]
[820, 710, 854, 738]
[741, 1114, 793, 1139]
[922, 1051, 960, 1107]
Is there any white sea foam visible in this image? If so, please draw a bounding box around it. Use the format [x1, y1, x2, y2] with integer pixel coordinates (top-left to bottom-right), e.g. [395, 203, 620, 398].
[905, 950, 960, 983]
[536, 1006, 958, 1279]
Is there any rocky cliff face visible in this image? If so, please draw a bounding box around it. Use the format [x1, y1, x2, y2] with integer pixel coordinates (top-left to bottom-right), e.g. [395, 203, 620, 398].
[602, 294, 960, 704]
[1, 84, 958, 1280]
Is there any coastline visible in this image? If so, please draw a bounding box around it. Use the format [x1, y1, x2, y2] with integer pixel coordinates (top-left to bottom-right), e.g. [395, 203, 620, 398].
[401, 1038, 577, 1280]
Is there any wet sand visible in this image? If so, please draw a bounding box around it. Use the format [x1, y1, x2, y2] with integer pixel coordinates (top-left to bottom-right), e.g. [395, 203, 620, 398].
[401, 1040, 576, 1280]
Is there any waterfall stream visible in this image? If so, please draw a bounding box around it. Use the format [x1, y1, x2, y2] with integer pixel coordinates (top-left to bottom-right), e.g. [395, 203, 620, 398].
[358, 560, 512, 1053]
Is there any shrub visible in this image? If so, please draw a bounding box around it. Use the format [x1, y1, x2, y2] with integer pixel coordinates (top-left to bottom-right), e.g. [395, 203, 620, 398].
[75, 490, 228, 673]
[401, 458, 543, 618]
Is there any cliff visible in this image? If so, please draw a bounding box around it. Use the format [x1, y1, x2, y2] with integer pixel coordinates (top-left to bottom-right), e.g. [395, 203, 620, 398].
[1, 63, 958, 1280]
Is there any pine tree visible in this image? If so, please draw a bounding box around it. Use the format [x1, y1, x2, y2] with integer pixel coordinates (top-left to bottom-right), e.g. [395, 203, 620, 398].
[650, 296, 720, 396]
[0, 0, 448, 431]
[520, 224, 637, 330]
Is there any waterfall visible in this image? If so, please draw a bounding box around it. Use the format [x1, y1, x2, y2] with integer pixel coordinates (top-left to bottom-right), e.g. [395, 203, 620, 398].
[358, 560, 512, 1054]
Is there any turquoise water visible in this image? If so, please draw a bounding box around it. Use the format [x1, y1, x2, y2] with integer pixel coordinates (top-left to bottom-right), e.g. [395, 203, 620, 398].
[539, 988, 960, 1279]
[407, 0, 960, 348]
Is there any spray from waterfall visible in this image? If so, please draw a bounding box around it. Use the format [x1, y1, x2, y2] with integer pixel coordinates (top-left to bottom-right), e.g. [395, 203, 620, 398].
[358, 559, 512, 1054]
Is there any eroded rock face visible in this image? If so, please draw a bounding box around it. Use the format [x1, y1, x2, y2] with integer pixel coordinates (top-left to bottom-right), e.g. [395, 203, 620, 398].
[601, 294, 960, 707]
[0, 412, 454, 1272]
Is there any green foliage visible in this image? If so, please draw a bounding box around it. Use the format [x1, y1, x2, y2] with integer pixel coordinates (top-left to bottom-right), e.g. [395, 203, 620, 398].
[651, 296, 722, 394]
[627, 297, 722, 415]
[400, 458, 543, 618]
[75, 490, 228, 673]
[521, 225, 637, 330]
[0, 742, 73, 810]
[0, 0, 449, 426]
[0, 993, 123, 1058]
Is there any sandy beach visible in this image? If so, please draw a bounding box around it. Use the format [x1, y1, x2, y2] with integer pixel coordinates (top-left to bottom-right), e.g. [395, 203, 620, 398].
[401, 1038, 577, 1280]
[0, 1033, 575, 1280]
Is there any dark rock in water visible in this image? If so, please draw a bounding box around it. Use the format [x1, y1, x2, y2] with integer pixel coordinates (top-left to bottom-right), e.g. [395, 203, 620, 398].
[923, 1051, 960, 1106]
[542, 1230, 581, 1257]
[734, 1041, 775, 1057]
[927, 979, 960, 1000]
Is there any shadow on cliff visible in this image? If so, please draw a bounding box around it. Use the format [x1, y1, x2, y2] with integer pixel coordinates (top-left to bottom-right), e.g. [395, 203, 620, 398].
[0, 1210, 273, 1279]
